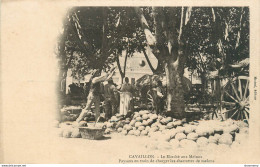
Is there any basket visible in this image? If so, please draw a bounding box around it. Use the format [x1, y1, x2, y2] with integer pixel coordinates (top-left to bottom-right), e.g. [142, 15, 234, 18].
[79, 127, 105, 140]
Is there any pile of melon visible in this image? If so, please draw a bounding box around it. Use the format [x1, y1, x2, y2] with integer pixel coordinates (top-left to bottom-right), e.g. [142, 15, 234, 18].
[55, 121, 88, 138]
[60, 107, 96, 122]
[104, 110, 249, 150]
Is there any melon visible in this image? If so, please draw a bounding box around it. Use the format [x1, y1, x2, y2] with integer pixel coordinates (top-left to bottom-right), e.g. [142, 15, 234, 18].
[104, 128, 111, 134]
[169, 139, 180, 149]
[117, 127, 123, 133]
[196, 137, 209, 147]
[142, 120, 148, 126]
[184, 126, 194, 134]
[173, 120, 182, 127]
[219, 133, 233, 145]
[148, 113, 153, 118]
[151, 122, 159, 128]
[135, 122, 142, 128]
[165, 117, 173, 123]
[115, 121, 124, 129]
[142, 114, 149, 120]
[195, 127, 208, 136]
[133, 114, 140, 119]
[125, 125, 133, 131]
[169, 129, 177, 138]
[124, 120, 130, 124]
[187, 132, 199, 141]
[214, 133, 221, 140]
[107, 122, 114, 128]
[166, 122, 174, 129]
[129, 120, 136, 126]
[121, 130, 128, 135]
[160, 118, 167, 125]
[128, 130, 134, 135]
[179, 139, 197, 149]
[135, 117, 143, 122]
[208, 135, 218, 144]
[138, 126, 145, 131]
[151, 114, 158, 120]
[134, 130, 141, 136]
[110, 116, 118, 122]
[147, 119, 154, 125]
[160, 134, 172, 142]
[62, 129, 72, 138]
[175, 126, 185, 133]
[149, 127, 159, 133]
[141, 130, 148, 136]
[157, 115, 163, 120]
[158, 125, 166, 131]
[239, 127, 249, 134]
[175, 133, 186, 141]
[71, 128, 81, 138]
[207, 143, 218, 150]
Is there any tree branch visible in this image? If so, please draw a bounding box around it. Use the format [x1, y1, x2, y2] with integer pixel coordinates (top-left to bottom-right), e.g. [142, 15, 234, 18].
[123, 49, 128, 75]
[69, 15, 96, 60]
[134, 7, 156, 46]
[134, 7, 162, 62]
[116, 53, 124, 78]
[101, 7, 108, 57]
[141, 47, 156, 73]
[185, 7, 192, 25]
[178, 7, 185, 44]
[235, 8, 244, 49]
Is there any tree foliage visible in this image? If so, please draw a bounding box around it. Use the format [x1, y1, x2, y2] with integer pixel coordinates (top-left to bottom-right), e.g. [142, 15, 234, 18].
[57, 7, 249, 80]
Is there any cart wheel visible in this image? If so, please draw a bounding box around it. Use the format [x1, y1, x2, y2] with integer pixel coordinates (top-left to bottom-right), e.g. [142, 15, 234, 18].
[221, 76, 249, 122]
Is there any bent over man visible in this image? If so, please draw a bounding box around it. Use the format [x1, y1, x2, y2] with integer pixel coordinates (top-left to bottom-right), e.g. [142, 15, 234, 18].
[76, 67, 116, 122]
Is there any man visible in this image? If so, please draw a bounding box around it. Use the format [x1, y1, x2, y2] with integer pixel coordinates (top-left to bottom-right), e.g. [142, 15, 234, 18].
[103, 78, 118, 120]
[120, 77, 134, 93]
[76, 67, 116, 123]
[155, 80, 164, 114]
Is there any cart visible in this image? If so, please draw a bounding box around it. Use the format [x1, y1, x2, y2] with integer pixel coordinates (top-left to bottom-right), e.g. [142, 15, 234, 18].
[209, 58, 250, 122]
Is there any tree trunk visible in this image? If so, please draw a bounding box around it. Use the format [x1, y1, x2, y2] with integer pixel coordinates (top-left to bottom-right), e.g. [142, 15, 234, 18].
[116, 54, 125, 84]
[164, 57, 185, 119]
[134, 7, 187, 119]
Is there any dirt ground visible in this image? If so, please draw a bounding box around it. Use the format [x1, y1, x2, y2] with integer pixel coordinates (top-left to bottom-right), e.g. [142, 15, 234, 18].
[46, 128, 252, 164]
[2, 126, 255, 164]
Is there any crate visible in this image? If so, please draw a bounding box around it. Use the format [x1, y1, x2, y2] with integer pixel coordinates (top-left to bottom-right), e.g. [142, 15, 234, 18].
[79, 127, 105, 140]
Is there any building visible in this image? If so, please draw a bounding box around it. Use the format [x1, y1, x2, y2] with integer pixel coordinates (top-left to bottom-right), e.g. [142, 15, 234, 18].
[65, 48, 201, 94]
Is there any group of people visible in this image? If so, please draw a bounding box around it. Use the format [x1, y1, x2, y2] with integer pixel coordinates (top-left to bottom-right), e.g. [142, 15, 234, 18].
[74, 67, 166, 123]
[76, 68, 135, 123]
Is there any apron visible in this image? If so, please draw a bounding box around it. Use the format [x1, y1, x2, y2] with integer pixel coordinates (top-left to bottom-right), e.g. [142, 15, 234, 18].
[119, 92, 132, 116]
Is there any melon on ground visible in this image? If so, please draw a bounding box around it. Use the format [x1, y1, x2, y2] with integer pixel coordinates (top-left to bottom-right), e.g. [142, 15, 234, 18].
[71, 128, 81, 138]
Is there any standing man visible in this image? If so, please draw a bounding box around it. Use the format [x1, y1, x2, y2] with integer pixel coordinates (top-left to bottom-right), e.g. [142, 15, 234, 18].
[76, 67, 116, 122]
[103, 78, 118, 120]
[155, 80, 164, 114]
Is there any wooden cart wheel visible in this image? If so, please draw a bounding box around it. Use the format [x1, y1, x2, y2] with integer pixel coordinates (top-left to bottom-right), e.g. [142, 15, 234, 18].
[221, 76, 249, 122]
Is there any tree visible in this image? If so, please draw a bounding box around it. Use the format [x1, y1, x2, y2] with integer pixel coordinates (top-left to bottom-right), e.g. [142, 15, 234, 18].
[57, 7, 249, 119]
[134, 7, 193, 118]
